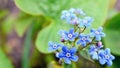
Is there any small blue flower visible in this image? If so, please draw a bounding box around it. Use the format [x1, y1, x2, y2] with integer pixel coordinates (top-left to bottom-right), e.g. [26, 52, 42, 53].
[69, 17, 80, 25]
[89, 45, 99, 60]
[61, 9, 76, 23]
[56, 46, 78, 64]
[74, 9, 86, 16]
[77, 34, 91, 46]
[58, 28, 78, 41]
[98, 48, 115, 66]
[57, 29, 66, 37]
[90, 27, 106, 41]
[78, 16, 93, 28]
[48, 41, 62, 52]
[89, 44, 103, 60]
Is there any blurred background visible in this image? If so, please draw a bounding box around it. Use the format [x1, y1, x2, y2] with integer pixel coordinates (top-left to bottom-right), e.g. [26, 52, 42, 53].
[0, 0, 120, 68]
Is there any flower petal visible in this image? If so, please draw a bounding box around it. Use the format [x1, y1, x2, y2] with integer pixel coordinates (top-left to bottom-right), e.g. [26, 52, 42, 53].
[62, 46, 68, 53]
[69, 28, 74, 33]
[58, 52, 65, 58]
[48, 47, 53, 52]
[105, 48, 110, 54]
[64, 58, 71, 64]
[92, 52, 98, 60]
[96, 35, 101, 41]
[70, 55, 78, 62]
[48, 41, 53, 47]
[110, 55, 115, 60]
[107, 60, 113, 66]
[99, 58, 106, 65]
[70, 47, 77, 55]
[98, 27, 103, 31]
[77, 40, 82, 44]
[81, 42, 86, 46]
[101, 32, 106, 37]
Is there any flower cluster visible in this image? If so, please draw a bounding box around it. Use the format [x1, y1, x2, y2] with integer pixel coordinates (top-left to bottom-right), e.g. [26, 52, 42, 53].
[48, 8, 115, 66]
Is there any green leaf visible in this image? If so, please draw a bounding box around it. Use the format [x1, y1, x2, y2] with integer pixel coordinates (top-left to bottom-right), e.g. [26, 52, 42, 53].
[2, 15, 17, 34]
[14, 0, 44, 15]
[36, 0, 109, 53]
[0, 49, 13, 68]
[0, 10, 8, 19]
[104, 13, 120, 55]
[14, 0, 109, 23]
[36, 21, 72, 53]
[14, 14, 34, 37]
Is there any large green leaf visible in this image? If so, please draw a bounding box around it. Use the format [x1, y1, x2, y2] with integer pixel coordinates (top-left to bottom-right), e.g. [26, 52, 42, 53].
[0, 49, 13, 68]
[2, 15, 17, 34]
[36, 0, 109, 53]
[14, 13, 46, 37]
[14, 0, 44, 15]
[104, 13, 120, 55]
[14, 0, 109, 22]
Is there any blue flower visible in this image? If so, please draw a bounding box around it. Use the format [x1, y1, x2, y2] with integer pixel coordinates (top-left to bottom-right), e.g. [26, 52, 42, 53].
[58, 28, 78, 41]
[98, 48, 115, 66]
[56, 46, 78, 64]
[90, 27, 106, 41]
[89, 44, 103, 60]
[61, 9, 76, 23]
[48, 41, 62, 52]
[74, 9, 86, 16]
[77, 34, 91, 46]
[89, 45, 99, 60]
[78, 16, 93, 28]
[69, 17, 80, 25]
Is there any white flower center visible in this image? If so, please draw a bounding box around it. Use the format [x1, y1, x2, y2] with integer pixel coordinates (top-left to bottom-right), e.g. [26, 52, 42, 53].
[68, 34, 73, 38]
[94, 49, 97, 51]
[53, 44, 57, 48]
[83, 20, 88, 24]
[95, 31, 100, 34]
[66, 13, 70, 17]
[82, 37, 86, 41]
[105, 55, 110, 59]
[66, 53, 71, 57]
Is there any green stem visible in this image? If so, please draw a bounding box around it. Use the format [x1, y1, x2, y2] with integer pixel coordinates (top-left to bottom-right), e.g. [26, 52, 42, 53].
[22, 22, 34, 68]
[72, 26, 86, 47]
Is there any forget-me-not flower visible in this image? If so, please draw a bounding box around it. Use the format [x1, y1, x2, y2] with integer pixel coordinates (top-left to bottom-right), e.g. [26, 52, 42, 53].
[58, 28, 78, 41]
[77, 34, 91, 46]
[48, 41, 62, 52]
[98, 48, 115, 66]
[90, 27, 106, 41]
[89, 45, 99, 60]
[89, 44, 103, 60]
[74, 9, 86, 16]
[78, 16, 93, 28]
[61, 9, 76, 23]
[56, 46, 78, 64]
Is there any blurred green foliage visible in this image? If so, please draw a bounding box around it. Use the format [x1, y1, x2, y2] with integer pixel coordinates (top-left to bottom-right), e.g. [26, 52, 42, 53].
[0, 49, 13, 68]
[0, 0, 120, 68]
[104, 13, 120, 55]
